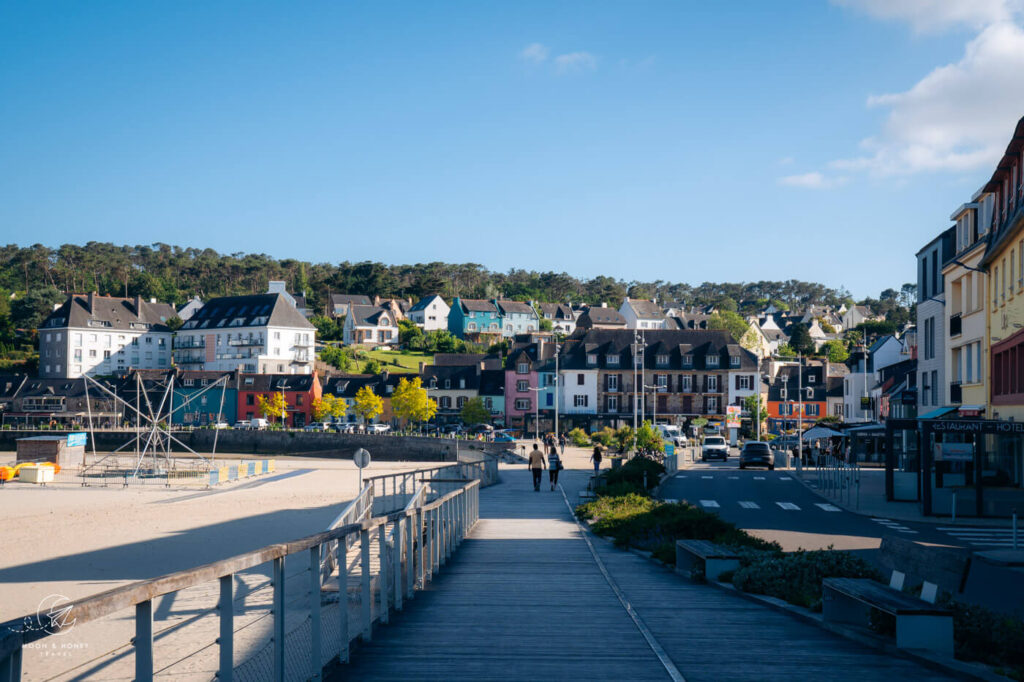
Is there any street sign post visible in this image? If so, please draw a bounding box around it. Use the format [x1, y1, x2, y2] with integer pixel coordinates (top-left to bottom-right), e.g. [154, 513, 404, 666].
[354, 448, 371, 489]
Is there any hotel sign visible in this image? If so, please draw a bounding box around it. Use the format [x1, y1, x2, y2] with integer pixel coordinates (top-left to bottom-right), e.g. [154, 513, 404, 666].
[929, 420, 1024, 434]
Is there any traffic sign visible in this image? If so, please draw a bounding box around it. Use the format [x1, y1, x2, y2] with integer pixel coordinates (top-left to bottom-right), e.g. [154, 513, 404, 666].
[354, 448, 371, 469]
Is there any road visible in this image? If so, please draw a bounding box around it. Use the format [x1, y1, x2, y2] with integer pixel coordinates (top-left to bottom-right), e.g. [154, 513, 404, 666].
[658, 459, 1014, 555]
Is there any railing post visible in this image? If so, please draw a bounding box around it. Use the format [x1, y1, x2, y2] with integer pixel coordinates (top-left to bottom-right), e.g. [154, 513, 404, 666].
[359, 529, 372, 641]
[416, 508, 426, 589]
[433, 507, 441, 574]
[393, 522, 403, 611]
[336, 537, 349, 662]
[406, 514, 415, 598]
[378, 524, 390, 624]
[273, 556, 286, 681]
[309, 546, 322, 680]
[135, 599, 154, 682]
[218, 575, 234, 682]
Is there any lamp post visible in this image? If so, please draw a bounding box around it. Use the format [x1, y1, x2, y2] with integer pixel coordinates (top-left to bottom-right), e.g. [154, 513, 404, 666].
[554, 348, 560, 438]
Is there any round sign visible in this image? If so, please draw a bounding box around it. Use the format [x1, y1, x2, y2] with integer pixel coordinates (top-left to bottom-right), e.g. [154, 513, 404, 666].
[353, 448, 371, 469]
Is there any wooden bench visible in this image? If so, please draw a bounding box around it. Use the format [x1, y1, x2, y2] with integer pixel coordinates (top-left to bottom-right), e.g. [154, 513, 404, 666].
[822, 577, 953, 655]
[675, 540, 740, 581]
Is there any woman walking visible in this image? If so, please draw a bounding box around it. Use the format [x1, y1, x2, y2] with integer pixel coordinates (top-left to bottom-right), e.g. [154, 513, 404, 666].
[548, 445, 562, 491]
[590, 445, 603, 478]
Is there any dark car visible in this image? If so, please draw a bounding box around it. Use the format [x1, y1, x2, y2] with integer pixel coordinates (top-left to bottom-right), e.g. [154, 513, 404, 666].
[740, 441, 775, 470]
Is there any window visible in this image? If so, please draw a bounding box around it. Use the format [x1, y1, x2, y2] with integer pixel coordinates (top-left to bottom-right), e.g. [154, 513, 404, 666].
[517, 380, 529, 392]
[606, 354, 620, 366]
[931, 370, 938, 406]
[457, 396, 466, 409]
[517, 362, 529, 374]
[921, 372, 930, 406]
[247, 394, 255, 405]
[587, 354, 597, 365]
[730, 356, 740, 368]
[103, 350, 111, 359]
[706, 396, 718, 413]
[805, 404, 819, 416]
[656, 374, 667, 390]
[515, 398, 530, 410]
[705, 355, 719, 368]
[707, 375, 718, 392]
[296, 395, 303, 406]
[607, 396, 618, 412]
[682, 355, 693, 368]
[681, 375, 692, 392]
[74, 333, 81, 346]
[577, 374, 585, 386]
[965, 343, 974, 383]
[737, 375, 751, 390]
[607, 374, 619, 392]
[656, 354, 669, 367]
[444, 379, 451, 389]
[574, 395, 588, 407]
[440, 396, 451, 409]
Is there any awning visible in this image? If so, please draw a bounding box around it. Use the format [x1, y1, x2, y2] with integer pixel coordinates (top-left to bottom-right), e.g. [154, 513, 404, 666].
[845, 423, 885, 434]
[959, 405, 985, 416]
[919, 406, 958, 419]
[801, 425, 844, 440]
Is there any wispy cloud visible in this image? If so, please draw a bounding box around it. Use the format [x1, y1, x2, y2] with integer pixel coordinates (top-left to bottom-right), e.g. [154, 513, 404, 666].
[832, 0, 1019, 34]
[553, 51, 597, 73]
[519, 42, 549, 64]
[778, 172, 848, 189]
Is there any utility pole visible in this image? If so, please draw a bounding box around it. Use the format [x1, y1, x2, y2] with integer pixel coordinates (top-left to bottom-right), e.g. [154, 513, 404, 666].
[756, 364, 762, 440]
[528, 386, 543, 442]
[554, 348, 560, 437]
[797, 353, 803, 472]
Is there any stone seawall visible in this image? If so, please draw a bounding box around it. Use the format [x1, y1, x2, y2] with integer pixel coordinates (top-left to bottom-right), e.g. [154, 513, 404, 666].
[0, 429, 508, 463]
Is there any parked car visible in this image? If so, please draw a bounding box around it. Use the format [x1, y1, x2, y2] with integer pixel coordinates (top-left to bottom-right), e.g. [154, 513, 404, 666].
[701, 436, 729, 461]
[232, 421, 250, 430]
[442, 424, 465, 434]
[249, 418, 269, 430]
[740, 441, 775, 470]
[657, 424, 689, 447]
[337, 423, 360, 434]
[492, 431, 516, 443]
[212, 421, 229, 429]
[366, 423, 390, 434]
[304, 422, 331, 432]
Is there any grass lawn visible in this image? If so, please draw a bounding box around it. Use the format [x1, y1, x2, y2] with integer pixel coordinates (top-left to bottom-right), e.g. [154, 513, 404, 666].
[363, 349, 433, 373]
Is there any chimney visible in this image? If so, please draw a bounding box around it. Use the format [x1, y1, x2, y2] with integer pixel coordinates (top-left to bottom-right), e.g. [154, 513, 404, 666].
[88, 291, 95, 313]
[150, 297, 156, 304]
[382, 369, 389, 381]
[601, 302, 607, 308]
[134, 295, 142, 315]
[418, 362, 426, 373]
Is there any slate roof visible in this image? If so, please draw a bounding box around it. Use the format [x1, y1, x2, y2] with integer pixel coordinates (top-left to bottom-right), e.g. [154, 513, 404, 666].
[410, 294, 445, 312]
[559, 329, 757, 371]
[238, 373, 317, 392]
[349, 305, 396, 327]
[495, 300, 536, 316]
[421, 364, 481, 390]
[330, 294, 372, 307]
[534, 303, 575, 320]
[323, 374, 383, 398]
[0, 374, 27, 402]
[479, 369, 505, 396]
[42, 294, 176, 333]
[624, 299, 665, 318]
[577, 308, 627, 327]
[459, 299, 499, 314]
[181, 293, 314, 331]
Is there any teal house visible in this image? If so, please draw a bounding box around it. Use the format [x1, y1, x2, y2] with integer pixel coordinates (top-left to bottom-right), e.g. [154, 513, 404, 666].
[171, 371, 237, 426]
[448, 298, 502, 340]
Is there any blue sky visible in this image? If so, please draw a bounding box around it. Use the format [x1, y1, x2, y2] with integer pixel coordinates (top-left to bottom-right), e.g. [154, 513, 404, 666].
[2, 1, 1023, 298]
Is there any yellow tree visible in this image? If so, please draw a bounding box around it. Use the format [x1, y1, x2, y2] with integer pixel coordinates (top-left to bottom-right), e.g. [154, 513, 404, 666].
[312, 394, 347, 423]
[352, 385, 383, 424]
[391, 377, 437, 428]
[256, 392, 288, 424]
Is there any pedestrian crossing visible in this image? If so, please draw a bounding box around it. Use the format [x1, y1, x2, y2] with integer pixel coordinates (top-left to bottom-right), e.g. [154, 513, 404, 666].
[684, 499, 838, 513]
[815, 503, 842, 512]
[870, 517, 918, 534]
[938, 526, 1021, 548]
[776, 502, 800, 511]
[738, 501, 760, 509]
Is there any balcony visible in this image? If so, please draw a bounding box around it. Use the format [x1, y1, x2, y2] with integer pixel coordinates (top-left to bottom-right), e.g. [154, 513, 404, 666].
[228, 338, 263, 347]
[174, 339, 205, 349]
[175, 356, 205, 365]
[949, 313, 962, 337]
[950, 382, 962, 404]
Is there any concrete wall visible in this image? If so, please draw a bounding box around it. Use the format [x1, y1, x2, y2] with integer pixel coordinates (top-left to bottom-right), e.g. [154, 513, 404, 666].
[0, 430, 506, 462]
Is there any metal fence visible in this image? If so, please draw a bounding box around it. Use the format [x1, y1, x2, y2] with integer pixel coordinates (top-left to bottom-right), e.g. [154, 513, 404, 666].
[0, 479, 481, 682]
[816, 454, 861, 509]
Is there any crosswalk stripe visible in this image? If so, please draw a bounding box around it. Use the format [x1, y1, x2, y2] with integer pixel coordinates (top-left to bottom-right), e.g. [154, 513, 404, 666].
[699, 500, 719, 508]
[675, 475, 687, 479]
[776, 502, 800, 510]
[754, 476, 765, 480]
[738, 501, 760, 509]
[701, 475, 713, 479]
[815, 503, 842, 512]
[777, 477, 791, 481]
[728, 476, 739, 480]
[896, 529, 919, 534]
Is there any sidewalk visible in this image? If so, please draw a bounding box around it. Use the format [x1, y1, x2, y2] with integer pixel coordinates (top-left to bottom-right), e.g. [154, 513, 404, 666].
[342, 465, 956, 681]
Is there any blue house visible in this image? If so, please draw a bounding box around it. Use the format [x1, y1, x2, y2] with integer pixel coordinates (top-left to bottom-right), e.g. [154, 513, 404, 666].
[171, 371, 237, 426]
[448, 298, 502, 340]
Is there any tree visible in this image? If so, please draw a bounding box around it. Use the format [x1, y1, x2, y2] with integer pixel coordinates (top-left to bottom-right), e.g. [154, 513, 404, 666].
[460, 397, 490, 426]
[822, 339, 849, 363]
[538, 317, 553, 332]
[166, 315, 184, 332]
[352, 385, 383, 423]
[364, 358, 382, 375]
[312, 394, 347, 422]
[256, 392, 288, 424]
[320, 345, 353, 371]
[776, 344, 797, 358]
[398, 318, 422, 346]
[787, 323, 815, 355]
[615, 425, 636, 452]
[708, 311, 750, 343]
[743, 394, 765, 430]
[635, 421, 663, 452]
[390, 377, 437, 426]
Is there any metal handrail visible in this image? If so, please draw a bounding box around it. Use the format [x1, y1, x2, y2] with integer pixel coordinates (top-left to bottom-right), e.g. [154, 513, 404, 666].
[0, 479, 481, 681]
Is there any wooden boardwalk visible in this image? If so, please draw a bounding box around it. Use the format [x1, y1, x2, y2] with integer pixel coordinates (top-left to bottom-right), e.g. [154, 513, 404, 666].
[339, 469, 954, 681]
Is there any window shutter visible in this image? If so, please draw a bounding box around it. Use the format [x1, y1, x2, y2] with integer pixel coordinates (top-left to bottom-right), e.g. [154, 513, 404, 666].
[703, 374, 709, 392]
[618, 374, 622, 391]
[605, 373, 610, 391]
[735, 374, 741, 390]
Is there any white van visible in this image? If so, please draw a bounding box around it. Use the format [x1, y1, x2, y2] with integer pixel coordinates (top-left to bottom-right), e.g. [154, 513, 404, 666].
[250, 418, 269, 430]
[656, 424, 688, 447]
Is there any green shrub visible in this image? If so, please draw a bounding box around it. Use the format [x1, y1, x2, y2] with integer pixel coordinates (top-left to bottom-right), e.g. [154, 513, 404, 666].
[575, 494, 779, 560]
[591, 426, 618, 448]
[567, 427, 590, 447]
[600, 456, 664, 492]
[943, 598, 1024, 677]
[731, 549, 880, 611]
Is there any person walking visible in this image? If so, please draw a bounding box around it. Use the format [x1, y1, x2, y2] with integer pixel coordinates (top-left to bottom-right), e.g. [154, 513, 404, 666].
[548, 445, 562, 490]
[590, 445, 603, 478]
[558, 432, 567, 455]
[528, 443, 546, 492]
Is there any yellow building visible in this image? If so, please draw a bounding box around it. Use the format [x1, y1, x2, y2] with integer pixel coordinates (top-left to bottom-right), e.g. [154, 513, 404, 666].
[983, 116, 1024, 422]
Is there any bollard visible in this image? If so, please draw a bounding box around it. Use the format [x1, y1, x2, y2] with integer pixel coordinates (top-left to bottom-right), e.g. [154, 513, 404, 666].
[952, 490, 957, 525]
[1014, 509, 1018, 550]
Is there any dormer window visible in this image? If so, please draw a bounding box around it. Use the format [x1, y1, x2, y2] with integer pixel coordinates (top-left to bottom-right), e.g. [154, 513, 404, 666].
[459, 379, 466, 389]
[607, 354, 620, 366]
[730, 356, 740, 368]
[806, 387, 813, 399]
[444, 379, 451, 389]
[430, 378, 437, 389]
[807, 374, 815, 383]
[682, 355, 693, 368]
[517, 362, 529, 374]
[587, 354, 597, 365]
[656, 354, 669, 367]
[706, 355, 719, 368]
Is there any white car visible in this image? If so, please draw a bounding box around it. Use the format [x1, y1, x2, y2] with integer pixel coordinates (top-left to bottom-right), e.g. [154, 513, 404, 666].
[701, 436, 729, 461]
[304, 422, 332, 432]
[366, 423, 390, 434]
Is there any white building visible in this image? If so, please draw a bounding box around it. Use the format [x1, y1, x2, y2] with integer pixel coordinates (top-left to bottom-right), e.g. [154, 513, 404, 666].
[174, 293, 315, 374]
[843, 335, 904, 422]
[534, 302, 576, 335]
[343, 305, 399, 347]
[408, 294, 450, 331]
[558, 367, 598, 415]
[38, 293, 176, 379]
[916, 227, 955, 411]
[619, 298, 668, 330]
